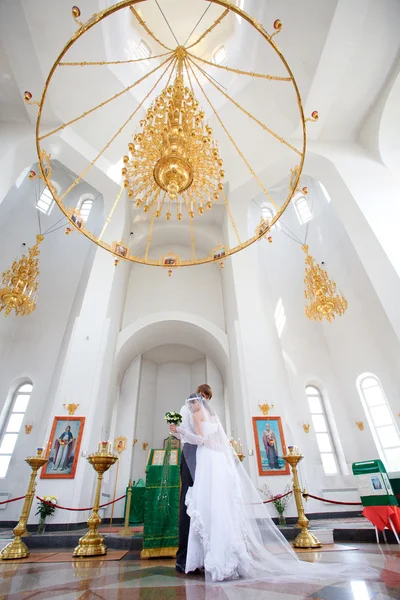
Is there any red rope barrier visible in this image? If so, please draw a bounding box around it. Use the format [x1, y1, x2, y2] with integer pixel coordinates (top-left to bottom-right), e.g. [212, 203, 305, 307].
[36, 494, 126, 511]
[0, 495, 26, 505]
[303, 492, 362, 506]
[263, 490, 293, 505]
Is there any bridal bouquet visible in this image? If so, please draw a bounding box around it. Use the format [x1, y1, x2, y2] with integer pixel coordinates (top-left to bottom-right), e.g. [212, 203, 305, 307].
[165, 411, 182, 425]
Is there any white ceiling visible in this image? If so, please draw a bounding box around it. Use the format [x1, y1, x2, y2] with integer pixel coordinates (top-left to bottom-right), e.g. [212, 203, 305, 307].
[142, 343, 204, 363]
[1, 0, 399, 244]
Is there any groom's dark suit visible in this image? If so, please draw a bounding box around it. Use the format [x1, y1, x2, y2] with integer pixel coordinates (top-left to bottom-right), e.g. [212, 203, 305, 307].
[174, 402, 198, 571]
[176, 442, 197, 570]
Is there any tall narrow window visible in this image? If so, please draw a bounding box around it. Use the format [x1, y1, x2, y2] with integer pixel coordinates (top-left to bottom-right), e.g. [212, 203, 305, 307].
[294, 194, 313, 224]
[213, 45, 226, 65]
[35, 186, 54, 215]
[357, 374, 400, 471]
[77, 197, 93, 222]
[274, 298, 286, 337]
[306, 385, 338, 475]
[0, 383, 33, 478]
[138, 39, 151, 59]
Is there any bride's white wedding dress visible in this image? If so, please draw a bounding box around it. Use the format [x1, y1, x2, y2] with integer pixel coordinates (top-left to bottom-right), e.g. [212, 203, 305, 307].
[182, 395, 378, 585]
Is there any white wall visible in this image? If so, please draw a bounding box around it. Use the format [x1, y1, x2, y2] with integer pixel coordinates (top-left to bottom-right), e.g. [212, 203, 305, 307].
[0, 161, 103, 521]
[122, 244, 226, 331]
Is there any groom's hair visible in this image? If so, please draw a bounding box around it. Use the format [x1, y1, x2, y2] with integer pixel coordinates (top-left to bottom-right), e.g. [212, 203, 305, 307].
[197, 384, 212, 399]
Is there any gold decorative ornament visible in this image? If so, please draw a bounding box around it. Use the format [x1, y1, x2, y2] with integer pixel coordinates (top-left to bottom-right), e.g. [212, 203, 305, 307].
[283, 447, 321, 549]
[0, 234, 43, 317]
[34, 0, 309, 269]
[64, 403, 79, 415]
[73, 442, 117, 557]
[25, 424, 33, 435]
[259, 403, 274, 416]
[133, 438, 138, 446]
[142, 442, 148, 451]
[1, 449, 48, 560]
[303, 245, 348, 322]
[302, 423, 310, 434]
[356, 421, 364, 431]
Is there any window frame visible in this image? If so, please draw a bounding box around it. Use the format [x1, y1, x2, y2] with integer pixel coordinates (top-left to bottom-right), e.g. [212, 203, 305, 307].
[306, 385, 339, 475]
[293, 193, 313, 224]
[77, 195, 94, 223]
[274, 297, 286, 338]
[0, 382, 33, 478]
[357, 373, 400, 472]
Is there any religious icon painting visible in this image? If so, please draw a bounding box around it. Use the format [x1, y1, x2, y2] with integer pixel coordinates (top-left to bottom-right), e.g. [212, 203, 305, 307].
[71, 212, 83, 230]
[41, 416, 85, 479]
[112, 241, 129, 258]
[252, 416, 290, 476]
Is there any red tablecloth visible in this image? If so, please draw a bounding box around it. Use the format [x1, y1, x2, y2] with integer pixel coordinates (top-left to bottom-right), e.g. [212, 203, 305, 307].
[362, 505, 400, 532]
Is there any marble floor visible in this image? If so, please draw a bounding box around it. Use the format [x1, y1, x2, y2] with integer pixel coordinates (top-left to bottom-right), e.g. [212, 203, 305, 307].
[0, 545, 399, 600]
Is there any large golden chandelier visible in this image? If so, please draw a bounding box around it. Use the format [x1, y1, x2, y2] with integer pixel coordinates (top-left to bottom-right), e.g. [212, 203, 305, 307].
[123, 47, 224, 220]
[0, 235, 43, 317]
[303, 245, 348, 322]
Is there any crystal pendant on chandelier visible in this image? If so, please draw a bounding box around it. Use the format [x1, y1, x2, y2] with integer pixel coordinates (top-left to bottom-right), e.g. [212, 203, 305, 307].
[122, 46, 224, 219]
[0, 234, 43, 317]
[302, 244, 348, 322]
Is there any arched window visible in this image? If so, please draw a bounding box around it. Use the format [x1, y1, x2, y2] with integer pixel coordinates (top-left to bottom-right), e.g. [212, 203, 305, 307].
[357, 374, 400, 471]
[306, 385, 338, 475]
[293, 193, 313, 224]
[35, 181, 59, 215]
[77, 195, 94, 222]
[261, 203, 275, 220]
[0, 382, 33, 478]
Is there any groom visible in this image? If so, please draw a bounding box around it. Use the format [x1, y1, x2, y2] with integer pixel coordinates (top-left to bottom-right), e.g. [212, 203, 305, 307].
[170, 383, 212, 574]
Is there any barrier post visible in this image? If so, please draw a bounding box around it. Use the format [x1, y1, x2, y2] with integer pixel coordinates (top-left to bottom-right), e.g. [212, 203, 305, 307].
[118, 480, 134, 537]
[73, 443, 117, 557]
[283, 447, 321, 549]
[1, 449, 48, 560]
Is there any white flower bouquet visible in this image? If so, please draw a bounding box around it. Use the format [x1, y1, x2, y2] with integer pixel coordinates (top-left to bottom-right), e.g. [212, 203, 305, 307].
[165, 411, 182, 425]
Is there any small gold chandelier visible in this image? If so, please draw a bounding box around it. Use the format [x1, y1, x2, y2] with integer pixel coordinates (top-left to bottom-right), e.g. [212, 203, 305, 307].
[0, 235, 43, 317]
[122, 46, 224, 220]
[303, 244, 347, 322]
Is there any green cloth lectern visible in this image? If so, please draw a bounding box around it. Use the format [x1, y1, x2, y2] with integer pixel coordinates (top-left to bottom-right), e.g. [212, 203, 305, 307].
[352, 459, 397, 506]
[141, 447, 181, 558]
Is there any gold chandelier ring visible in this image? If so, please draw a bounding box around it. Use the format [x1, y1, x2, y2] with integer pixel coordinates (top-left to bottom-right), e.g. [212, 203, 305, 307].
[35, 0, 306, 267]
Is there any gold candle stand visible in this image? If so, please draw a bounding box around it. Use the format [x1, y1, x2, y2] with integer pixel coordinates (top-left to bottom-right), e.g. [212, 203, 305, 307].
[1, 449, 48, 560]
[283, 447, 321, 549]
[73, 444, 117, 557]
[118, 480, 134, 537]
[237, 453, 245, 462]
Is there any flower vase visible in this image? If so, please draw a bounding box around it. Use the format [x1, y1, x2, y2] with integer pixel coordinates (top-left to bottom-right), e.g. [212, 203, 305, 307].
[278, 514, 286, 527]
[37, 515, 46, 534]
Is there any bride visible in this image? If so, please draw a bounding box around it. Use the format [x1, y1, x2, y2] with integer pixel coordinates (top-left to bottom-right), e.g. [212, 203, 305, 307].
[179, 393, 377, 584]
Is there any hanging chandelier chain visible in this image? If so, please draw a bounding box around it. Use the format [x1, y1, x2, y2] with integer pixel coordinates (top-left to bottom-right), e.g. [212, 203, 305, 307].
[185, 7, 229, 49]
[222, 189, 241, 245]
[187, 52, 291, 82]
[59, 57, 175, 204]
[189, 57, 301, 156]
[58, 51, 172, 67]
[186, 58, 278, 210]
[129, 6, 173, 51]
[39, 54, 174, 142]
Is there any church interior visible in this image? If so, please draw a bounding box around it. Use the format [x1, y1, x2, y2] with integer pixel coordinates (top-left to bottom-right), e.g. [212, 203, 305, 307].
[1, 0, 400, 597]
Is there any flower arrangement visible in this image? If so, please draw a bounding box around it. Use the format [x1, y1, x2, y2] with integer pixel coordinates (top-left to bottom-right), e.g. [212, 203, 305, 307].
[35, 495, 57, 534]
[165, 411, 182, 425]
[259, 484, 292, 526]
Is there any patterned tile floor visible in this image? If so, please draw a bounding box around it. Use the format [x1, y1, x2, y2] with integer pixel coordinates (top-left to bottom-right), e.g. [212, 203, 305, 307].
[0, 545, 399, 600]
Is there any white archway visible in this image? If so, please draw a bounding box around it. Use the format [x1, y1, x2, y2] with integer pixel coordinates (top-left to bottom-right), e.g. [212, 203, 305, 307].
[115, 311, 230, 384]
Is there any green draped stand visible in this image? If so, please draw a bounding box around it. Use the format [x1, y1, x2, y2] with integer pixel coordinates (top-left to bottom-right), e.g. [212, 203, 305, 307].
[141, 447, 181, 559]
